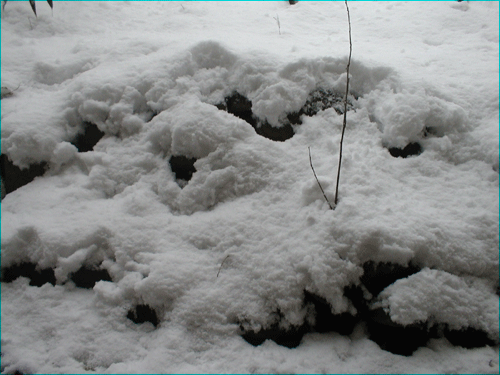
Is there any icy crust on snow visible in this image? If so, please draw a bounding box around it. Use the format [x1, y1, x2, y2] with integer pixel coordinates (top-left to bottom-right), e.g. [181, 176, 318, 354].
[374, 268, 499, 339]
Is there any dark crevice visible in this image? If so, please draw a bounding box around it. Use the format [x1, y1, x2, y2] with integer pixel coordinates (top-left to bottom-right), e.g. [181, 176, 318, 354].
[287, 88, 355, 126]
[218, 92, 255, 126]
[241, 321, 307, 349]
[360, 261, 421, 297]
[304, 291, 358, 335]
[169, 155, 197, 187]
[254, 122, 295, 142]
[217, 92, 295, 142]
[1, 262, 56, 287]
[366, 308, 434, 356]
[241, 260, 494, 356]
[127, 304, 159, 327]
[71, 122, 105, 152]
[0, 154, 47, 198]
[444, 326, 497, 348]
[69, 265, 112, 289]
[216, 89, 356, 142]
[388, 142, 422, 158]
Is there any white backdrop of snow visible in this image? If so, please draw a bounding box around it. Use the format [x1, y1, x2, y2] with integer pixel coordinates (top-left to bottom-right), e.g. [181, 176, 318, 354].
[1, 1, 499, 374]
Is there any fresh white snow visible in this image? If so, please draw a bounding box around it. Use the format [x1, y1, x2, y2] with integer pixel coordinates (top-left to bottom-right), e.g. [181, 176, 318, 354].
[1, 1, 499, 373]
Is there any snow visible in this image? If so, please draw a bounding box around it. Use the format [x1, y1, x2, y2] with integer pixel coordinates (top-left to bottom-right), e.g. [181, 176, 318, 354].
[1, 1, 499, 374]
[374, 268, 499, 337]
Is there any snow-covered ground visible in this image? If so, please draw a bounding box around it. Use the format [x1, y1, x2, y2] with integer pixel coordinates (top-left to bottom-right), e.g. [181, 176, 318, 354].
[1, 1, 498, 373]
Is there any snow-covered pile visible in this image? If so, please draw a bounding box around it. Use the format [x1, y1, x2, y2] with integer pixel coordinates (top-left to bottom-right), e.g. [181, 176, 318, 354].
[1, 1, 498, 373]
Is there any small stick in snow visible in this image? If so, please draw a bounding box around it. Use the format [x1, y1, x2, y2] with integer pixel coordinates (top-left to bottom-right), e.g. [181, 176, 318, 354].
[334, 0, 353, 207]
[308, 147, 334, 210]
[273, 14, 281, 35]
[217, 255, 231, 278]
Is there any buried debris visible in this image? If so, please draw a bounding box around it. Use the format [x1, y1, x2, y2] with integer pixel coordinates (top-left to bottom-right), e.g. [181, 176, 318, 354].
[1, 262, 56, 287]
[127, 304, 160, 327]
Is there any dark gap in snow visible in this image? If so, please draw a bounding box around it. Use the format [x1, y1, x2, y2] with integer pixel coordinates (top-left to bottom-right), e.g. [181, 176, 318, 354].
[289, 0, 298, 4]
[388, 142, 423, 158]
[216, 92, 295, 142]
[254, 121, 295, 142]
[69, 265, 112, 289]
[217, 92, 255, 126]
[1, 262, 56, 287]
[366, 307, 434, 356]
[423, 126, 444, 138]
[169, 155, 197, 187]
[0, 154, 47, 199]
[344, 284, 368, 315]
[444, 326, 497, 348]
[304, 291, 358, 335]
[287, 88, 355, 126]
[71, 121, 105, 152]
[360, 261, 421, 297]
[143, 109, 157, 123]
[127, 304, 159, 327]
[240, 322, 308, 349]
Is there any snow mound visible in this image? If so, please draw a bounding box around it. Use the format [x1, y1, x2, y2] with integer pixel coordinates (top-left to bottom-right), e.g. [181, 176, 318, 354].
[374, 268, 499, 340]
[1, 0, 498, 371]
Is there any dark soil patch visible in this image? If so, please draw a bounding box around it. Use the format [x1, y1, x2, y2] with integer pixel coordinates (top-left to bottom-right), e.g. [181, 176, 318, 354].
[360, 261, 421, 297]
[241, 321, 308, 348]
[241, 260, 494, 356]
[217, 92, 294, 142]
[169, 155, 197, 186]
[304, 291, 358, 335]
[444, 326, 497, 348]
[1, 262, 56, 287]
[69, 265, 112, 289]
[216, 89, 356, 142]
[388, 142, 422, 158]
[127, 304, 159, 327]
[71, 122, 105, 152]
[287, 88, 355, 126]
[366, 308, 435, 356]
[0, 154, 47, 198]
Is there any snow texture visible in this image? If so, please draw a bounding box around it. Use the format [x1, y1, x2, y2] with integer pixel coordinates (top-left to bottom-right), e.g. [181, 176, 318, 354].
[1, 1, 498, 374]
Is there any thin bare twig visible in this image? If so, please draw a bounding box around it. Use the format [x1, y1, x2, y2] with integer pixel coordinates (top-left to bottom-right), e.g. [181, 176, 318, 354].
[308, 147, 334, 210]
[273, 14, 281, 35]
[334, 0, 352, 207]
[216, 255, 231, 278]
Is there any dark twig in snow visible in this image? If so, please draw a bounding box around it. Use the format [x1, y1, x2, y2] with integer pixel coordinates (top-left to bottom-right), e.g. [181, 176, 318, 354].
[274, 14, 281, 35]
[308, 147, 334, 210]
[334, 0, 352, 207]
[217, 255, 231, 278]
